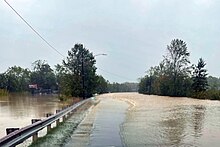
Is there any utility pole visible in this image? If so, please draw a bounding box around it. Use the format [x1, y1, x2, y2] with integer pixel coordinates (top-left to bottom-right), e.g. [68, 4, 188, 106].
[81, 51, 106, 99]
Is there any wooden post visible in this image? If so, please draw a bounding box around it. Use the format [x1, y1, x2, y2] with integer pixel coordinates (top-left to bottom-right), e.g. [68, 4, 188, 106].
[6, 128, 19, 135]
[31, 119, 41, 142]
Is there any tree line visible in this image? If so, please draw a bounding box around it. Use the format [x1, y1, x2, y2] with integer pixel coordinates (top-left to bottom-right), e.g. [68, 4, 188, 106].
[0, 43, 137, 99]
[138, 39, 220, 100]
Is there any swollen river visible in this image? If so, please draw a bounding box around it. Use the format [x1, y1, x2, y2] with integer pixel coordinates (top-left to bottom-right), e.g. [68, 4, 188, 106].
[0, 94, 68, 138]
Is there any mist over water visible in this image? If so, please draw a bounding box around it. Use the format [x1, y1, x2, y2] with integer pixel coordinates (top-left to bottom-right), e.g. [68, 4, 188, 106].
[117, 93, 220, 147]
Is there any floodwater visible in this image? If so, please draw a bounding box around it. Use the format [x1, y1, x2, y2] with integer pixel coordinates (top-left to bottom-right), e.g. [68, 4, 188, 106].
[0, 94, 67, 138]
[113, 93, 220, 147]
[61, 93, 220, 147]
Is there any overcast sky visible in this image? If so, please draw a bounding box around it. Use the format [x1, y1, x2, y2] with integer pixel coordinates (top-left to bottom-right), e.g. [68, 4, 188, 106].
[0, 0, 220, 83]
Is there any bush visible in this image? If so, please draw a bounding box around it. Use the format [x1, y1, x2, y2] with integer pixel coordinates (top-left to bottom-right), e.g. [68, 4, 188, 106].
[191, 90, 220, 100]
[0, 89, 8, 96]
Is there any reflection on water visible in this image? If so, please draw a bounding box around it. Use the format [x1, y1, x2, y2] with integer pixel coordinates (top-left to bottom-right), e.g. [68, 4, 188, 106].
[0, 94, 67, 138]
[110, 93, 220, 147]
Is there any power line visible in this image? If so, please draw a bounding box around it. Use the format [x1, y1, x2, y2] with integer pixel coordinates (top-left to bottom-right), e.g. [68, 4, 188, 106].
[98, 67, 136, 82]
[4, 0, 135, 82]
[4, 0, 65, 58]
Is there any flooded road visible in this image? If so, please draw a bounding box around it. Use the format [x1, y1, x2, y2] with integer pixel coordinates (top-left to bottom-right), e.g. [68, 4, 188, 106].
[3, 93, 220, 147]
[67, 93, 220, 147]
[0, 94, 67, 138]
[115, 93, 220, 147]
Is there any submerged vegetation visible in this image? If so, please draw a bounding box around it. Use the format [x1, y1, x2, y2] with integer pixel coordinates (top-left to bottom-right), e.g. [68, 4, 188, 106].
[139, 39, 220, 100]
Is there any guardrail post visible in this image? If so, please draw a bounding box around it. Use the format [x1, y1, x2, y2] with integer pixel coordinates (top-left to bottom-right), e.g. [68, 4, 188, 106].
[6, 128, 19, 135]
[62, 115, 66, 122]
[56, 110, 61, 113]
[56, 110, 61, 126]
[46, 113, 53, 132]
[46, 113, 53, 117]
[31, 119, 41, 141]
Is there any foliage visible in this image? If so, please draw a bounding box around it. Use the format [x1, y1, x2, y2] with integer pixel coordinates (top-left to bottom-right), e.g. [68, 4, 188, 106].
[55, 64, 73, 97]
[0, 61, 57, 94]
[139, 39, 192, 97]
[108, 82, 138, 92]
[0, 89, 8, 96]
[207, 76, 220, 90]
[0, 73, 8, 90]
[0, 66, 31, 92]
[138, 39, 220, 100]
[30, 60, 57, 91]
[95, 75, 108, 94]
[191, 90, 220, 100]
[59, 44, 98, 98]
[163, 39, 191, 96]
[0, 44, 109, 98]
[192, 58, 208, 93]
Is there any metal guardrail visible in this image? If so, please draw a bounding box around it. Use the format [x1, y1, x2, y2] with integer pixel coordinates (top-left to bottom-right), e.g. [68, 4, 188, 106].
[0, 98, 92, 147]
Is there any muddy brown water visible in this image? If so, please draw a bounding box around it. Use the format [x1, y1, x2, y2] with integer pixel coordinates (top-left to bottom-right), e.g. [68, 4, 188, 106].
[1, 93, 220, 147]
[0, 94, 68, 138]
[63, 93, 220, 147]
[108, 93, 220, 147]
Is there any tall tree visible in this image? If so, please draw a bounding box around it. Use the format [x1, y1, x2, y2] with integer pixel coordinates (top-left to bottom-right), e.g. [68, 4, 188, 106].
[63, 44, 97, 98]
[138, 39, 192, 97]
[164, 39, 191, 96]
[30, 60, 57, 91]
[192, 58, 208, 92]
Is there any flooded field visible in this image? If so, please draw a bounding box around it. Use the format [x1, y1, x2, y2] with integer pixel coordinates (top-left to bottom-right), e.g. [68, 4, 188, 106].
[0, 94, 68, 138]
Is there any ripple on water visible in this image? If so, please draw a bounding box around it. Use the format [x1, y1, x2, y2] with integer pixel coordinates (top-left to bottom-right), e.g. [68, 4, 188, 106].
[109, 93, 220, 147]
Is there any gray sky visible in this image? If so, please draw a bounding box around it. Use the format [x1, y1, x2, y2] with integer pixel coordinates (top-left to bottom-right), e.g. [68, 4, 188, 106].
[0, 0, 220, 83]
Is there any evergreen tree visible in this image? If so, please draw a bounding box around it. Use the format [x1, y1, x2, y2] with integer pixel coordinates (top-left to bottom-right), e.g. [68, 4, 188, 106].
[63, 44, 97, 98]
[192, 58, 208, 92]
